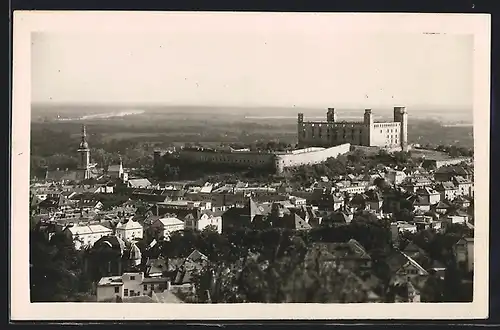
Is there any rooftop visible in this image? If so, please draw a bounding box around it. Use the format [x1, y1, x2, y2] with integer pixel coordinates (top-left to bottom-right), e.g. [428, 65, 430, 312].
[98, 276, 123, 287]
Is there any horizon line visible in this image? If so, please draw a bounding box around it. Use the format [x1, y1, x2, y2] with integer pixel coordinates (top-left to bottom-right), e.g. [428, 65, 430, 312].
[31, 102, 473, 111]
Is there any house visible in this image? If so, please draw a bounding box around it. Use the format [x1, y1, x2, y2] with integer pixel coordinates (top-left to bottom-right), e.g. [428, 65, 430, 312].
[37, 196, 62, 215]
[145, 258, 168, 278]
[150, 216, 185, 239]
[96, 272, 171, 302]
[393, 252, 429, 282]
[396, 222, 418, 234]
[412, 196, 431, 213]
[400, 176, 433, 193]
[322, 210, 352, 226]
[96, 183, 115, 194]
[116, 218, 144, 242]
[413, 215, 434, 230]
[310, 189, 344, 211]
[63, 223, 113, 250]
[416, 187, 441, 205]
[385, 169, 407, 185]
[442, 214, 468, 226]
[167, 250, 209, 286]
[221, 198, 272, 232]
[392, 280, 422, 303]
[453, 196, 471, 209]
[453, 237, 474, 272]
[452, 176, 473, 197]
[107, 159, 124, 179]
[79, 198, 104, 213]
[289, 196, 307, 206]
[436, 182, 458, 201]
[434, 164, 473, 182]
[433, 200, 453, 215]
[304, 240, 372, 271]
[183, 210, 223, 234]
[272, 212, 311, 231]
[127, 178, 152, 189]
[85, 235, 142, 277]
[365, 191, 383, 214]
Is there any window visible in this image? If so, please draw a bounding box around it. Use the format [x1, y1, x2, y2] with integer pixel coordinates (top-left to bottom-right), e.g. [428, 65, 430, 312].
[130, 290, 135, 296]
[115, 287, 119, 293]
[124, 289, 129, 296]
[144, 284, 148, 291]
[130, 276, 135, 281]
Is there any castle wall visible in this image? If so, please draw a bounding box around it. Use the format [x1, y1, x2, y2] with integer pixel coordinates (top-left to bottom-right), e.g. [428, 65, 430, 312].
[274, 143, 351, 173]
[370, 122, 401, 148]
[178, 149, 276, 169]
[298, 121, 369, 147]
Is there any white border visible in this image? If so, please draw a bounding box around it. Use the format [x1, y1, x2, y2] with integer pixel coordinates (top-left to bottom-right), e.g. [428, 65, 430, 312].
[11, 11, 491, 320]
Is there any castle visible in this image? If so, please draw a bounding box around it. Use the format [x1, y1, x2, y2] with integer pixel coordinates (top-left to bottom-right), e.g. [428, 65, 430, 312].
[297, 107, 408, 151]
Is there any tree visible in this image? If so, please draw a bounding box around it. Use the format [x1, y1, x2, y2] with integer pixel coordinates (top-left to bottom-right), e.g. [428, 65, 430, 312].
[30, 230, 92, 302]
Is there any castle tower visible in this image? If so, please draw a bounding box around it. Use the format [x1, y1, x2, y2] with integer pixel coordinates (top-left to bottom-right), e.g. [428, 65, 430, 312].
[393, 106, 408, 151]
[363, 109, 373, 125]
[297, 113, 304, 147]
[363, 109, 373, 147]
[327, 108, 337, 122]
[77, 124, 91, 180]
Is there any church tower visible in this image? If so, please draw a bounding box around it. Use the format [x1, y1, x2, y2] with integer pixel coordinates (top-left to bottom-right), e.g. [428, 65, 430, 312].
[77, 124, 91, 180]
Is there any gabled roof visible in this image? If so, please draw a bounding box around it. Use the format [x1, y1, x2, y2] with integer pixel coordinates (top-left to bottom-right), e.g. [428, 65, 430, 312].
[403, 242, 427, 257]
[156, 217, 184, 227]
[435, 200, 452, 209]
[248, 198, 263, 217]
[400, 252, 429, 275]
[93, 235, 126, 254]
[438, 182, 457, 190]
[306, 240, 371, 262]
[146, 258, 167, 274]
[66, 224, 113, 235]
[128, 178, 152, 188]
[187, 249, 208, 263]
[116, 219, 143, 230]
[108, 164, 122, 173]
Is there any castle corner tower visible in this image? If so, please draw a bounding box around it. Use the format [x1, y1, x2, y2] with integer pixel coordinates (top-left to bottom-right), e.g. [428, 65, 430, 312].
[327, 108, 337, 122]
[297, 113, 304, 147]
[393, 106, 408, 151]
[77, 124, 91, 180]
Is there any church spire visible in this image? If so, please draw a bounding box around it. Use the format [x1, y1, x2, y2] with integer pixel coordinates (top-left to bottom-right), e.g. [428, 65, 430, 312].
[77, 124, 91, 180]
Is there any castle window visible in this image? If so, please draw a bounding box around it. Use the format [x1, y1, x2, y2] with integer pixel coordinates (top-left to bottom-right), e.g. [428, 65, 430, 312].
[115, 287, 119, 293]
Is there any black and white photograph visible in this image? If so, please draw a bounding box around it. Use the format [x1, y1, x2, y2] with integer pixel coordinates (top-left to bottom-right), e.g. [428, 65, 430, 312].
[11, 12, 490, 320]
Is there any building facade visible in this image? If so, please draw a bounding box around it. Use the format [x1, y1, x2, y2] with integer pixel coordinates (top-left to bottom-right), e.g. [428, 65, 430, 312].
[297, 107, 408, 151]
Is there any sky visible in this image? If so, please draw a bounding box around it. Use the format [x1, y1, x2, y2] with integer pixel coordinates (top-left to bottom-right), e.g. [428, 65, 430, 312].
[31, 27, 473, 110]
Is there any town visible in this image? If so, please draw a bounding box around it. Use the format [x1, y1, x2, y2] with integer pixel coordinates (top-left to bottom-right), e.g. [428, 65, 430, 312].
[29, 107, 475, 304]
